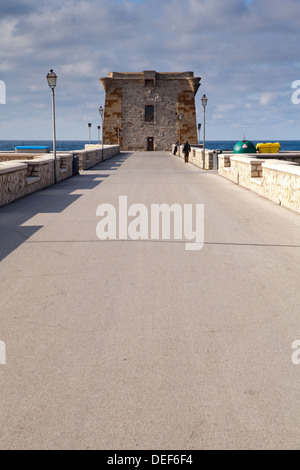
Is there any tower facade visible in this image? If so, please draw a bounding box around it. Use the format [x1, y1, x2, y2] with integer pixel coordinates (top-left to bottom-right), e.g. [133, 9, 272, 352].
[99, 71, 201, 151]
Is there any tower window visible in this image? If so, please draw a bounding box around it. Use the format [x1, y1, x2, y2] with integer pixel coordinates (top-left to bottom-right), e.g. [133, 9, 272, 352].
[145, 105, 154, 122]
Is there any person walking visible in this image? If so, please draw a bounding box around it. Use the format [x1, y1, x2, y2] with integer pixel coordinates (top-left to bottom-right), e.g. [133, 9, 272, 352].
[173, 141, 179, 155]
[183, 140, 191, 163]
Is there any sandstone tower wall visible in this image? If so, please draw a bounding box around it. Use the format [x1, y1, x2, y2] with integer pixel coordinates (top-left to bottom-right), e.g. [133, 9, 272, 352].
[99, 71, 201, 151]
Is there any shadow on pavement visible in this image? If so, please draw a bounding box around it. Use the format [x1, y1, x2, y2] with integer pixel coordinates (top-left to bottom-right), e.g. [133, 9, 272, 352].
[87, 152, 132, 170]
[0, 153, 131, 262]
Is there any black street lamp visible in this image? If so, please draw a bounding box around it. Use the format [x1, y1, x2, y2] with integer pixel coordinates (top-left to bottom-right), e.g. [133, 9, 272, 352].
[178, 112, 182, 155]
[201, 95, 208, 169]
[46, 69, 58, 183]
[99, 106, 104, 155]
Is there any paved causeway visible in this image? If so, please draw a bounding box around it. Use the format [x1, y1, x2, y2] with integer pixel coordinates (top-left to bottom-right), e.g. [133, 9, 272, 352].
[0, 151, 299, 449]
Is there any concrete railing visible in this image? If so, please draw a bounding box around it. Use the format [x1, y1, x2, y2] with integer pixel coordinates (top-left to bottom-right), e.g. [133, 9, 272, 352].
[172, 144, 214, 169]
[219, 154, 300, 214]
[0, 145, 120, 207]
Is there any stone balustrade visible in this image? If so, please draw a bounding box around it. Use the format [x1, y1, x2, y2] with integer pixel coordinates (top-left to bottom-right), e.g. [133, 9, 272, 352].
[219, 154, 300, 214]
[172, 144, 214, 169]
[0, 145, 120, 207]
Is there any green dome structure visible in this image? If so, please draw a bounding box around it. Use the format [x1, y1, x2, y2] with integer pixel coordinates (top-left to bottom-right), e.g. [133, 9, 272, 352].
[233, 140, 256, 154]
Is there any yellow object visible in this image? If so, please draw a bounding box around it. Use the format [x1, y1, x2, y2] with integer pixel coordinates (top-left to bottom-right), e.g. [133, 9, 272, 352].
[256, 142, 281, 153]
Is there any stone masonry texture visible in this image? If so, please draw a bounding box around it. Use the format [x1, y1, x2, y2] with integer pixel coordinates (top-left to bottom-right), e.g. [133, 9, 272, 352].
[99, 71, 201, 151]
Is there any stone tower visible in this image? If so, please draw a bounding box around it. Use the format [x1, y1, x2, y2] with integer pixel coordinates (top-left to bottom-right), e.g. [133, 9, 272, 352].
[99, 71, 201, 151]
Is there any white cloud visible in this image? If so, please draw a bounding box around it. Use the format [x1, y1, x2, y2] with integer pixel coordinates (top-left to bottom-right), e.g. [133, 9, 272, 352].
[214, 104, 235, 113]
[0, 0, 300, 140]
[212, 114, 224, 120]
[260, 92, 276, 106]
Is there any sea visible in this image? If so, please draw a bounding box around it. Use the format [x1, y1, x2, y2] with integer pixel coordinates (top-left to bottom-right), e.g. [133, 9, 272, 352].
[0, 140, 300, 152]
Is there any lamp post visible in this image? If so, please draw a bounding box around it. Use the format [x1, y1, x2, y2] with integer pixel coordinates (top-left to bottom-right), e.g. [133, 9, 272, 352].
[97, 125, 101, 145]
[198, 123, 201, 145]
[46, 69, 58, 184]
[99, 106, 104, 156]
[178, 112, 182, 156]
[201, 94, 208, 169]
[88, 122, 92, 144]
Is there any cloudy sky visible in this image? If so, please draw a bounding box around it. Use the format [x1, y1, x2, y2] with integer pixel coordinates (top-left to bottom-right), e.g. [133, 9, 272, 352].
[0, 0, 300, 141]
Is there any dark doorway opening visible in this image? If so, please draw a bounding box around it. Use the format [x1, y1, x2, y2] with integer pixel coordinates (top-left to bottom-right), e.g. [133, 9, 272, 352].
[147, 137, 154, 151]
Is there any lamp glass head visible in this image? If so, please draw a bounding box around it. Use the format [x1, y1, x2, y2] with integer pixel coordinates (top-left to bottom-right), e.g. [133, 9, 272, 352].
[46, 69, 57, 89]
[201, 94, 208, 108]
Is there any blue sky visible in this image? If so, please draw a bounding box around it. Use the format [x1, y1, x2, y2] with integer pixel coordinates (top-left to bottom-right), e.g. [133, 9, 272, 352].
[0, 0, 300, 141]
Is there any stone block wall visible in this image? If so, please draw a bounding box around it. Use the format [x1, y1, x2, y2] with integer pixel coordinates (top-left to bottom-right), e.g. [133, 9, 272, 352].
[24, 156, 61, 197]
[0, 155, 72, 207]
[102, 145, 120, 161]
[103, 86, 122, 146]
[70, 145, 119, 169]
[262, 162, 300, 213]
[0, 145, 120, 207]
[0, 163, 27, 206]
[177, 90, 198, 144]
[218, 154, 300, 214]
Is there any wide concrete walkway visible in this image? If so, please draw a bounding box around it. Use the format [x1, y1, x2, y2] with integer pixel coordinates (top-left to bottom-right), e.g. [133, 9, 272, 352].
[0, 151, 299, 450]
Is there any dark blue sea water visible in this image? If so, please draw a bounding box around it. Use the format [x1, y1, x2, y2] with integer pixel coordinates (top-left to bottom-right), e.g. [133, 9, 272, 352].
[0, 140, 300, 152]
[0, 140, 99, 152]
